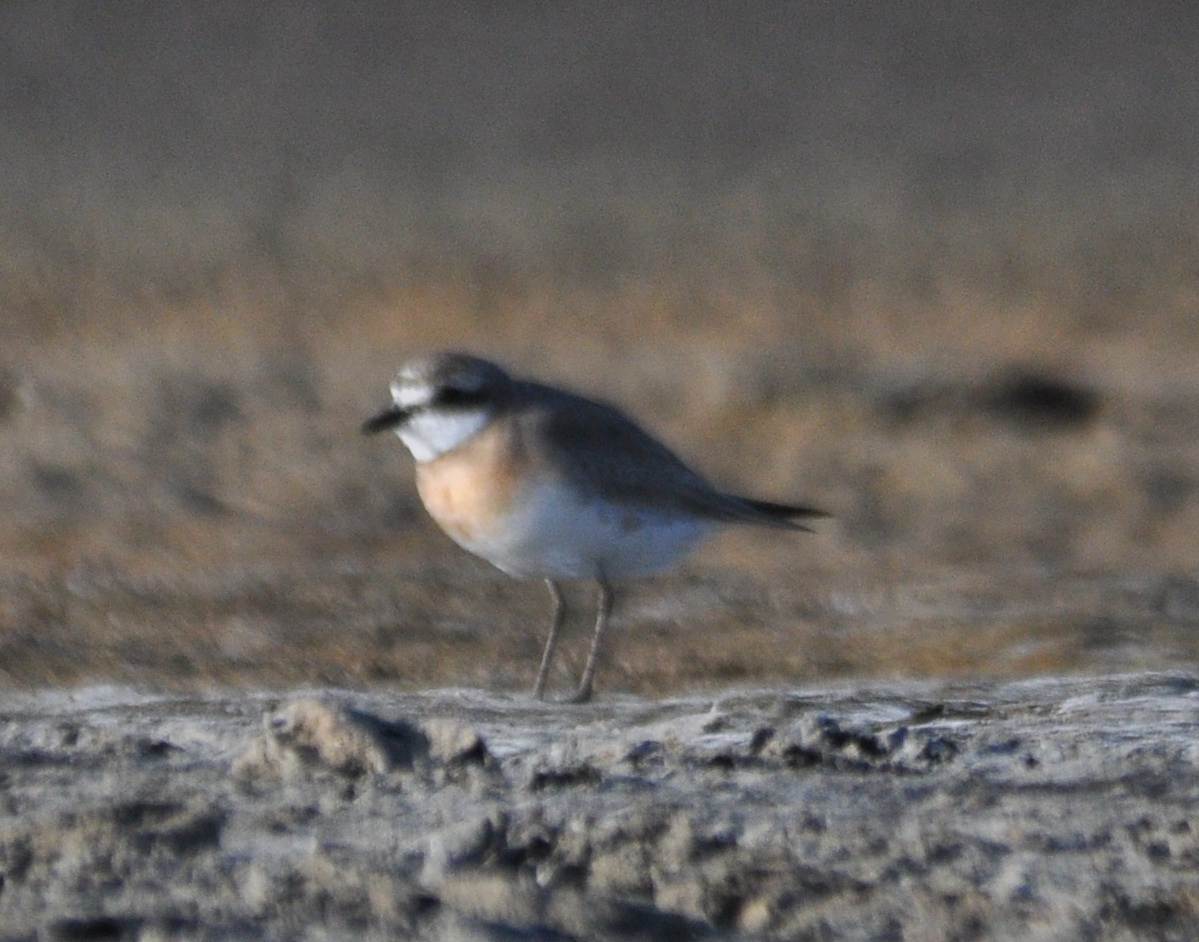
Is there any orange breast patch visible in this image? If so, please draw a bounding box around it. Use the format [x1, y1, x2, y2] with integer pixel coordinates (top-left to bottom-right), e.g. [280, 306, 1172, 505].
[415, 420, 524, 545]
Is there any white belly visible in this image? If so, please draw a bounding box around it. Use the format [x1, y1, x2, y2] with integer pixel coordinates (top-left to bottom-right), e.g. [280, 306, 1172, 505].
[449, 479, 713, 580]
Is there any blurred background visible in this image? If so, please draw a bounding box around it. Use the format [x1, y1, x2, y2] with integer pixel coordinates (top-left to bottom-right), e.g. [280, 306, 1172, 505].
[2, 0, 1198, 692]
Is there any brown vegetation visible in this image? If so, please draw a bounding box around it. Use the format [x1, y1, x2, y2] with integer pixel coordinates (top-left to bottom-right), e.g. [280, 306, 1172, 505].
[2, 1, 1198, 690]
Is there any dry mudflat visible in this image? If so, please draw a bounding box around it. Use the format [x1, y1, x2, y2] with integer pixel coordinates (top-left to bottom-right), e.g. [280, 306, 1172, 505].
[2, 673, 1198, 941]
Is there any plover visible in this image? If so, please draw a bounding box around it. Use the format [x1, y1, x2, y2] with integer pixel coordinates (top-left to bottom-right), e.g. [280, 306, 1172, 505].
[363, 352, 827, 702]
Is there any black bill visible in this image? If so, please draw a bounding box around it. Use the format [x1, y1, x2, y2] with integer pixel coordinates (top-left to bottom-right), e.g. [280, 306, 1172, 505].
[361, 403, 409, 435]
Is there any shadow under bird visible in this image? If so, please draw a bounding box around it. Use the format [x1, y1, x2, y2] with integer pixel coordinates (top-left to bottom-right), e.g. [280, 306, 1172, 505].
[363, 352, 828, 702]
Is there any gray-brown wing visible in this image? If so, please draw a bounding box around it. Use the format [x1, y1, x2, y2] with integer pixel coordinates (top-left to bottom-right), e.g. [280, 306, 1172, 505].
[514, 382, 825, 528]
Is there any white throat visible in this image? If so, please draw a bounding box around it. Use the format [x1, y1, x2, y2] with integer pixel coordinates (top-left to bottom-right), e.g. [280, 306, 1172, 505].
[396, 407, 490, 462]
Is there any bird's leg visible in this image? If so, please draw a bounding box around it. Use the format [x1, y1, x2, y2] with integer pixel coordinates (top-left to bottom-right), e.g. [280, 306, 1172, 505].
[567, 576, 613, 704]
[532, 579, 566, 700]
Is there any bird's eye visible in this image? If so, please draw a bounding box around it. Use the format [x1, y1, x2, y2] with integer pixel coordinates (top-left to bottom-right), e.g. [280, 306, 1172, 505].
[435, 386, 483, 408]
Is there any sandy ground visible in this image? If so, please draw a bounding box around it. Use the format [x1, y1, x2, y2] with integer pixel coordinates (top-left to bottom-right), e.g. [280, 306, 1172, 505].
[2, 674, 1198, 941]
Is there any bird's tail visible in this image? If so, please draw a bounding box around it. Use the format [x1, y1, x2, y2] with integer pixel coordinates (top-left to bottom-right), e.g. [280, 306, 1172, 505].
[725, 496, 831, 531]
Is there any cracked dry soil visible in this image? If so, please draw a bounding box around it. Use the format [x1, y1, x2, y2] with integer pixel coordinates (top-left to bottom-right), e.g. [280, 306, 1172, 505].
[2, 673, 1199, 941]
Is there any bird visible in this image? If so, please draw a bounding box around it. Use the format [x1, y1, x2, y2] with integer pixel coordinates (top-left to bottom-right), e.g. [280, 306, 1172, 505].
[362, 352, 827, 702]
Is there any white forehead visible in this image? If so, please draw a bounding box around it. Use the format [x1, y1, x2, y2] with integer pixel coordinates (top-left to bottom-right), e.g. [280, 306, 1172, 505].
[391, 358, 493, 408]
[391, 378, 431, 409]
